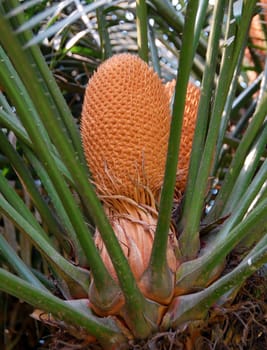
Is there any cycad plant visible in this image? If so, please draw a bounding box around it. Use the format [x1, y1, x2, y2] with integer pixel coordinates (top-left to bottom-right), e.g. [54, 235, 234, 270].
[0, 0, 267, 349]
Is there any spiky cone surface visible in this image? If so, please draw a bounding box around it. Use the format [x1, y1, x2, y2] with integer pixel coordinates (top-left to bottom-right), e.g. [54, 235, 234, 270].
[165, 80, 201, 201]
[81, 53, 171, 201]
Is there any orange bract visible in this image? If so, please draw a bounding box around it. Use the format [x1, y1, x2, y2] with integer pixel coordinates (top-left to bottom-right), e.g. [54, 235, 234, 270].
[94, 200, 178, 282]
[81, 53, 171, 201]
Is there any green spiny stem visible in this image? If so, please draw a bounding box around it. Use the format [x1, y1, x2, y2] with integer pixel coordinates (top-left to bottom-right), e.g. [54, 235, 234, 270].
[150, 0, 184, 32]
[148, 24, 161, 76]
[23, 146, 85, 263]
[236, 186, 267, 248]
[176, 196, 267, 291]
[0, 130, 69, 250]
[29, 44, 87, 169]
[224, 134, 241, 150]
[150, 0, 207, 58]
[0, 47, 54, 153]
[217, 157, 267, 238]
[0, 105, 31, 147]
[34, 147, 74, 187]
[180, 0, 257, 257]
[193, 0, 209, 53]
[163, 235, 267, 329]
[0, 88, 16, 112]
[148, 0, 199, 296]
[30, 268, 56, 292]
[0, 235, 47, 291]
[180, 0, 226, 238]
[230, 73, 262, 118]
[96, 7, 112, 60]
[176, 157, 267, 291]
[231, 101, 256, 139]
[0, 180, 90, 296]
[149, 2, 205, 80]
[222, 122, 267, 215]
[157, 31, 179, 57]
[136, 0, 149, 63]
[207, 91, 267, 223]
[0, 107, 75, 185]
[0, 94, 74, 186]
[0, 171, 49, 242]
[0, 269, 125, 347]
[213, 48, 245, 175]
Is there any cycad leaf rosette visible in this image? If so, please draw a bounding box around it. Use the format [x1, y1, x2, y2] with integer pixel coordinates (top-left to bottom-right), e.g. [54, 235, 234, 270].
[81, 53, 200, 314]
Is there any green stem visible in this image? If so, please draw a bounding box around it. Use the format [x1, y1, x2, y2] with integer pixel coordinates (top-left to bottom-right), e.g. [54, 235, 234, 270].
[230, 73, 262, 119]
[0, 105, 31, 147]
[180, 0, 226, 240]
[180, 0, 257, 256]
[0, 51, 53, 152]
[207, 91, 267, 223]
[222, 122, 267, 216]
[136, 0, 149, 62]
[193, 0, 209, 53]
[150, 0, 207, 58]
[148, 24, 161, 76]
[23, 145, 84, 261]
[0, 130, 68, 248]
[96, 7, 112, 60]
[0, 171, 48, 242]
[148, 0, 199, 296]
[213, 49, 245, 175]
[0, 180, 90, 297]
[176, 155, 267, 291]
[231, 101, 256, 139]
[0, 235, 47, 291]
[163, 234, 267, 329]
[176, 196, 267, 291]
[218, 157, 267, 238]
[0, 269, 125, 347]
[30, 45, 87, 168]
[0, 94, 74, 186]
